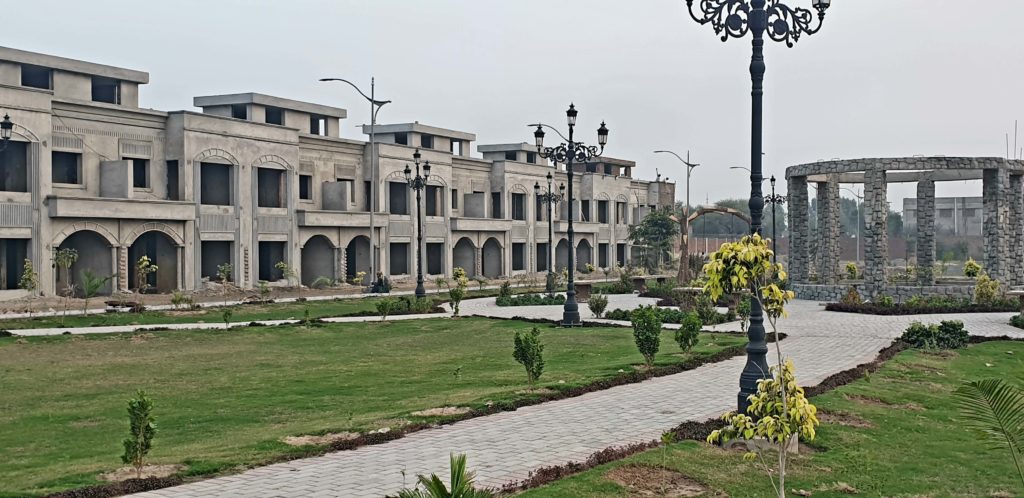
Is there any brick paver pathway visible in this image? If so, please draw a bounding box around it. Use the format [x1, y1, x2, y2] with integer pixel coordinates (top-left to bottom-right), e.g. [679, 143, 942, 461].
[132, 299, 1023, 498]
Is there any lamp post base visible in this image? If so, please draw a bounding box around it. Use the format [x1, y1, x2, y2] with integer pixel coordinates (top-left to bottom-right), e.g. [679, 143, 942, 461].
[561, 291, 581, 326]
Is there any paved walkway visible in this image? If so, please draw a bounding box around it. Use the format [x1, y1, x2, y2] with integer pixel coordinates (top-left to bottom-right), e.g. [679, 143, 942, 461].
[129, 298, 1021, 498]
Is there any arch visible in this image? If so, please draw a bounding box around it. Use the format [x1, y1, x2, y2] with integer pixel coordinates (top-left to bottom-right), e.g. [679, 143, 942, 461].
[345, 235, 371, 284]
[453, 237, 477, 277]
[193, 147, 240, 166]
[302, 235, 336, 286]
[251, 154, 293, 171]
[301, 232, 339, 249]
[481, 237, 503, 278]
[56, 230, 114, 297]
[128, 231, 179, 293]
[555, 239, 570, 272]
[596, 192, 611, 201]
[509, 183, 529, 194]
[683, 207, 751, 226]
[576, 239, 593, 272]
[11, 124, 40, 143]
[615, 194, 629, 203]
[123, 222, 185, 247]
[384, 170, 408, 181]
[51, 222, 118, 248]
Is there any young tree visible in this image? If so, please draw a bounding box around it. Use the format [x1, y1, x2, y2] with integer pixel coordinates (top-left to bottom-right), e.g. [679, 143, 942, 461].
[513, 327, 545, 386]
[121, 390, 157, 479]
[18, 258, 39, 318]
[134, 255, 159, 306]
[449, 267, 469, 317]
[52, 248, 79, 326]
[630, 305, 662, 367]
[628, 209, 680, 272]
[80, 269, 112, 315]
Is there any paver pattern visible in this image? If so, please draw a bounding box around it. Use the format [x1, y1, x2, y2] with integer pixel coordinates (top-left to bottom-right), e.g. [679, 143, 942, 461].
[129, 297, 1022, 498]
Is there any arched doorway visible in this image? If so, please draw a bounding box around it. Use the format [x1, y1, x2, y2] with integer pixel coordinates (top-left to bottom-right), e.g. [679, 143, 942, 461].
[576, 239, 593, 272]
[453, 238, 476, 277]
[555, 239, 569, 272]
[482, 238, 503, 278]
[128, 231, 179, 293]
[302, 235, 336, 286]
[345, 236, 371, 285]
[56, 230, 113, 297]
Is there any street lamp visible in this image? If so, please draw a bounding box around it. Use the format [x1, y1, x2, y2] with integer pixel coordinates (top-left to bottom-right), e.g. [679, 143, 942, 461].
[530, 103, 608, 326]
[763, 176, 786, 264]
[0, 114, 13, 152]
[684, 0, 832, 412]
[404, 149, 431, 299]
[319, 77, 391, 292]
[534, 172, 565, 296]
[654, 150, 699, 283]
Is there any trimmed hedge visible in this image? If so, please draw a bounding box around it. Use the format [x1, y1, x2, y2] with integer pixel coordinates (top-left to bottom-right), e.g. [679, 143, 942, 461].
[605, 307, 734, 326]
[496, 293, 566, 307]
[900, 320, 969, 349]
[825, 300, 1018, 315]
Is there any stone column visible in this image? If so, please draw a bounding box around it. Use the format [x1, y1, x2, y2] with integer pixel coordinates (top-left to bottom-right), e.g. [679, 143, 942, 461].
[1009, 174, 1024, 285]
[863, 167, 888, 290]
[117, 246, 129, 292]
[983, 168, 1010, 281]
[787, 176, 809, 282]
[815, 177, 840, 284]
[915, 180, 935, 285]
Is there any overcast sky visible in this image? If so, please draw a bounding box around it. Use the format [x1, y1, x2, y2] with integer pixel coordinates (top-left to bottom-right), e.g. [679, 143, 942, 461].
[8, 0, 1024, 207]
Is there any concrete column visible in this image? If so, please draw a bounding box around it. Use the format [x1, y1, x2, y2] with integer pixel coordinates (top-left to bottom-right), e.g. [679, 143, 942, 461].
[786, 176, 809, 282]
[863, 168, 888, 290]
[1010, 174, 1024, 285]
[983, 168, 1010, 281]
[915, 180, 935, 285]
[815, 177, 840, 284]
[117, 246, 128, 292]
[475, 245, 482, 278]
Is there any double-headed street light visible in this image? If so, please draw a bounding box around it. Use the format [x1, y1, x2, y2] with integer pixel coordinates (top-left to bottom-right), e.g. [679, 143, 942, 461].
[763, 176, 786, 264]
[530, 104, 609, 326]
[684, 0, 832, 412]
[534, 172, 566, 296]
[404, 149, 431, 299]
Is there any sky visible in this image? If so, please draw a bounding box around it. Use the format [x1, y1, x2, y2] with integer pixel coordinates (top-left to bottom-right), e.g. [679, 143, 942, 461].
[7, 0, 1024, 207]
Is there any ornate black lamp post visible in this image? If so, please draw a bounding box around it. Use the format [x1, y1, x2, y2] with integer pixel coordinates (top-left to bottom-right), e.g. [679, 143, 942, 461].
[764, 175, 786, 264]
[534, 172, 566, 296]
[531, 104, 609, 326]
[404, 149, 431, 299]
[684, 0, 831, 412]
[0, 114, 13, 151]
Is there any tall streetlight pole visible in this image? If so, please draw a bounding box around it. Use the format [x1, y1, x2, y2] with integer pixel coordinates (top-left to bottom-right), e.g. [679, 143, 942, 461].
[531, 104, 609, 326]
[654, 150, 700, 283]
[318, 77, 391, 291]
[684, 0, 832, 413]
[404, 149, 431, 299]
[764, 176, 786, 264]
[535, 172, 565, 296]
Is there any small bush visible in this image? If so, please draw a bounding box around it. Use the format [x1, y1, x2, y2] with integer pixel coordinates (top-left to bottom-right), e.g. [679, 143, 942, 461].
[498, 280, 513, 299]
[973, 272, 1001, 306]
[674, 312, 702, 352]
[1010, 313, 1024, 329]
[875, 294, 895, 308]
[588, 293, 609, 318]
[845, 262, 859, 280]
[170, 290, 194, 310]
[376, 298, 395, 321]
[121, 390, 156, 479]
[513, 327, 545, 386]
[900, 320, 968, 349]
[840, 286, 862, 306]
[935, 320, 969, 349]
[695, 294, 718, 324]
[496, 293, 565, 307]
[631, 305, 662, 367]
[964, 257, 982, 278]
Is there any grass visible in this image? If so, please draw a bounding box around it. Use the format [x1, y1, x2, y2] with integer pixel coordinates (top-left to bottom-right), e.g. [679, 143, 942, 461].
[0, 317, 743, 496]
[518, 340, 1024, 497]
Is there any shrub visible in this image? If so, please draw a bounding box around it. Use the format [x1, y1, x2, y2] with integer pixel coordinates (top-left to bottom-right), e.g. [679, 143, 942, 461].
[875, 294, 895, 308]
[1011, 313, 1024, 329]
[964, 257, 982, 278]
[80, 269, 112, 314]
[631, 305, 662, 367]
[584, 263, 595, 274]
[449, 267, 469, 316]
[513, 327, 545, 386]
[695, 294, 718, 324]
[121, 390, 157, 479]
[936, 320, 969, 349]
[496, 293, 565, 307]
[257, 280, 272, 303]
[473, 276, 489, 291]
[221, 308, 233, 329]
[216, 262, 233, 285]
[900, 320, 968, 349]
[588, 293, 608, 318]
[134, 255, 158, 295]
[840, 286, 862, 306]
[973, 272, 1001, 306]
[498, 280, 512, 299]
[274, 261, 296, 284]
[736, 296, 751, 333]
[18, 258, 38, 296]
[376, 298, 396, 321]
[845, 262, 859, 280]
[674, 311, 702, 352]
[395, 453, 495, 498]
[170, 289, 194, 310]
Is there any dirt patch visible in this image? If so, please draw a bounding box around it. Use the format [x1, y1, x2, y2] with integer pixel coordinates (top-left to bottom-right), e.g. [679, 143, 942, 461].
[817, 409, 875, 429]
[100, 464, 185, 482]
[515, 388, 557, 395]
[130, 333, 155, 344]
[410, 406, 472, 417]
[282, 432, 358, 447]
[813, 481, 859, 494]
[845, 394, 924, 411]
[605, 464, 715, 497]
[163, 310, 207, 316]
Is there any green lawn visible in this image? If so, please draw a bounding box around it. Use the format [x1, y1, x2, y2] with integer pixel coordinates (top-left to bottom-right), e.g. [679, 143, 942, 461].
[519, 341, 1024, 497]
[0, 317, 742, 496]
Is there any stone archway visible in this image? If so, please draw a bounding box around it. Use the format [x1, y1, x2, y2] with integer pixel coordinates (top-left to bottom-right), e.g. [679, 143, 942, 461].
[345, 236, 371, 285]
[576, 239, 593, 272]
[302, 235, 336, 286]
[482, 238, 503, 278]
[128, 231, 179, 293]
[453, 238, 477, 276]
[555, 239, 570, 272]
[56, 230, 114, 297]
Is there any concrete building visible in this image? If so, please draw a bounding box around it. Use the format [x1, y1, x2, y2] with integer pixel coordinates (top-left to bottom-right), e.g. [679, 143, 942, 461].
[904, 196, 983, 236]
[0, 46, 674, 296]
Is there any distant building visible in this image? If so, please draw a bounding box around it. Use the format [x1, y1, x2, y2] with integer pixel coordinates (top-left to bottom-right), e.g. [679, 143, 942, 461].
[903, 197, 983, 236]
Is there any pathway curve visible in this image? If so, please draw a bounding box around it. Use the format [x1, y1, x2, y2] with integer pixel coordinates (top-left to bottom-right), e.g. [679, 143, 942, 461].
[131, 298, 1023, 498]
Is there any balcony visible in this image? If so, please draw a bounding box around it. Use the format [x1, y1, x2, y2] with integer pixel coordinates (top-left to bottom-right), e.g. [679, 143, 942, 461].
[48, 196, 195, 221]
[451, 217, 511, 232]
[296, 210, 387, 228]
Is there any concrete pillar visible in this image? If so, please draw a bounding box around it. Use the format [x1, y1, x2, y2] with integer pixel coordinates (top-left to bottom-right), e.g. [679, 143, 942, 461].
[1010, 174, 1024, 285]
[117, 246, 128, 291]
[815, 177, 840, 284]
[863, 167, 888, 290]
[474, 245, 482, 278]
[915, 180, 935, 285]
[786, 176, 809, 282]
[983, 168, 1010, 281]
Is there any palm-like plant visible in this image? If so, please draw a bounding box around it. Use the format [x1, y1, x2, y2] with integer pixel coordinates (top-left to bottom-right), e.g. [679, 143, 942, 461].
[80, 269, 112, 315]
[393, 453, 494, 498]
[955, 378, 1024, 487]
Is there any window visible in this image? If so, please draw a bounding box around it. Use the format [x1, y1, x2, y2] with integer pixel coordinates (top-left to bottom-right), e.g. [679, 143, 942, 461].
[310, 115, 328, 136]
[604, 164, 614, 175]
[939, 209, 953, 219]
[427, 243, 444, 274]
[598, 200, 609, 224]
[526, 152, 537, 164]
[166, 160, 180, 200]
[450, 140, 462, 155]
[452, 189, 459, 209]
[91, 76, 120, 104]
[420, 134, 434, 149]
[394, 132, 408, 145]
[257, 168, 284, 207]
[364, 181, 372, 211]
[491, 192, 503, 219]
[389, 242, 409, 274]
[581, 200, 591, 222]
[963, 208, 979, 218]
[511, 193, 526, 221]
[504, 151, 518, 161]
[512, 243, 526, 271]
[426, 185, 442, 216]
[599, 243, 609, 268]
[129, 158, 149, 189]
[265, 106, 284, 125]
[299, 174, 313, 200]
[389, 182, 409, 215]
[535, 195, 545, 221]
[52, 151, 81, 185]
[585, 163, 597, 173]
[21, 64, 51, 90]
[258, 241, 286, 281]
[201, 241, 232, 281]
[200, 162, 232, 205]
[536, 243, 549, 271]
[230, 104, 247, 120]
[616, 201, 627, 224]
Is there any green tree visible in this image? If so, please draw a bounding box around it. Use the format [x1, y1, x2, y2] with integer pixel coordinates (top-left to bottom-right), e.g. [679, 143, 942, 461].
[628, 208, 680, 271]
[121, 390, 157, 479]
[630, 305, 662, 367]
[512, 327, 545, 386]
[18, 258, 39, 318]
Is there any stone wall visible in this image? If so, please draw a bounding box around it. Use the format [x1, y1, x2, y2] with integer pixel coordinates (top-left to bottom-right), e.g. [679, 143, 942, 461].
[787, 176, 809, 282]
[815, 178, 840, 284]
[915, 180, 935, 285]
[863, 167, 888, 288]
[793, 283, 975, 303]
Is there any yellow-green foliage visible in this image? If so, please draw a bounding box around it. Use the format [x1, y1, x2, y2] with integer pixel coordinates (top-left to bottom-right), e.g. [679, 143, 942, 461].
[702, 234, 793, 319]
[973, 272, 1001, 306]
[845, 262, 858, 280]
[964, 257, 982, 278]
